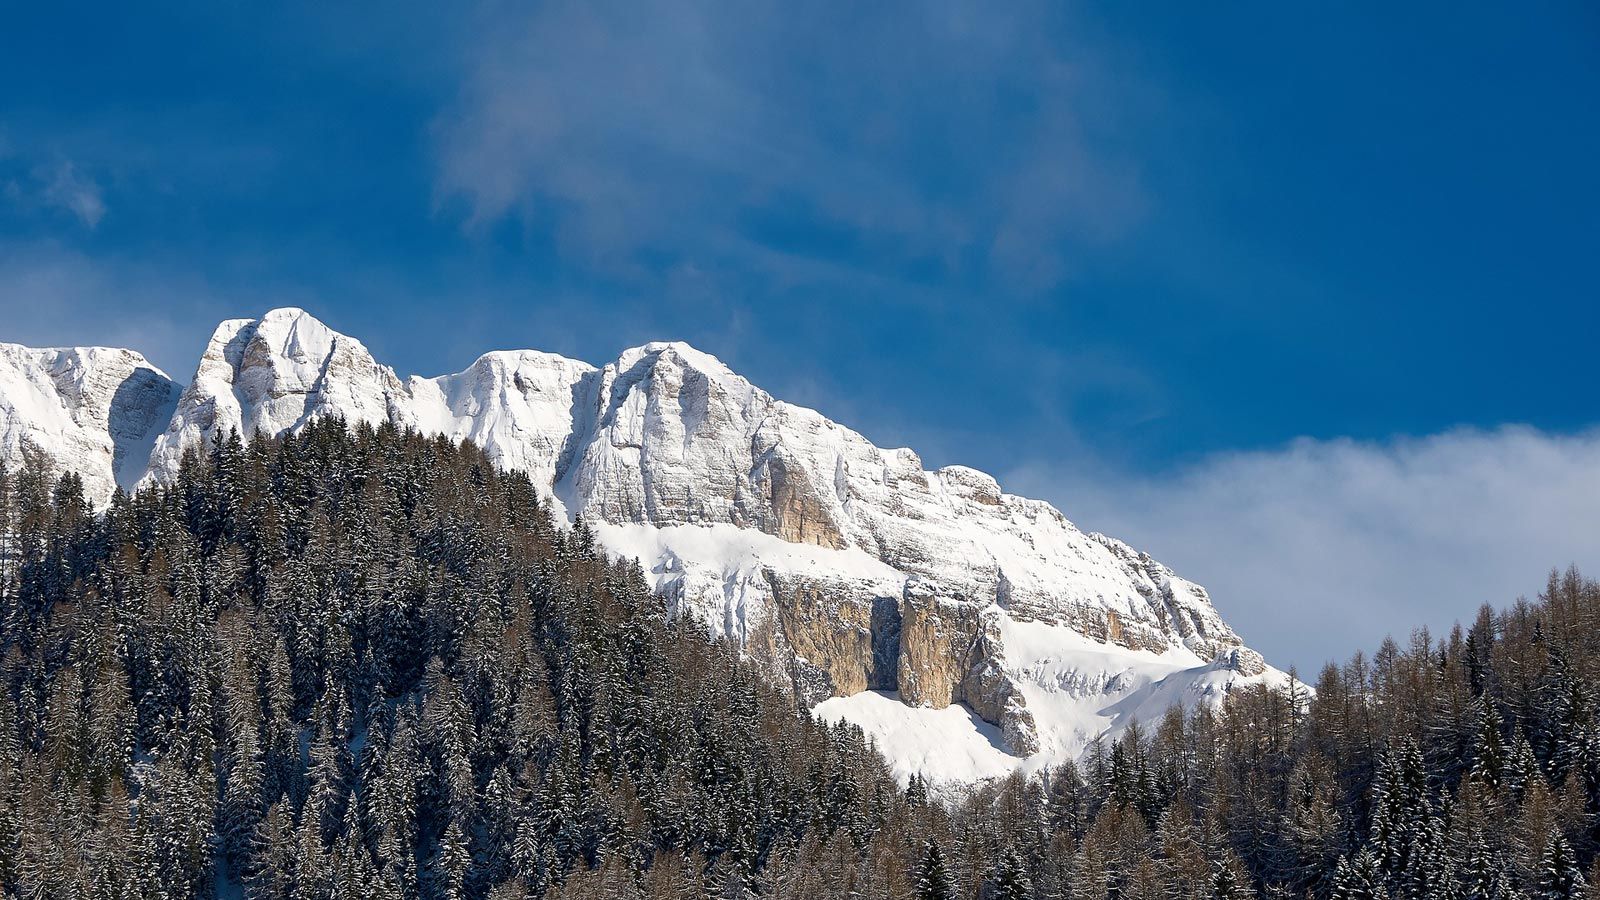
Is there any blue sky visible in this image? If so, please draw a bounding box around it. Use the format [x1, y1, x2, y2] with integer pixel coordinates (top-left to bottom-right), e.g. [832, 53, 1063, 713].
[2, 1, 1598, 670]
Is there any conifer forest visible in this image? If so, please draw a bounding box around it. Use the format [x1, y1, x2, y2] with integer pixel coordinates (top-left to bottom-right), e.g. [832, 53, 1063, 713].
[2, 421, 1597, 900]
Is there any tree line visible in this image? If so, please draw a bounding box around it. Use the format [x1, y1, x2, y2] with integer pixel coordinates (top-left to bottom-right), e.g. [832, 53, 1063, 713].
[0, 419, 1596, 899]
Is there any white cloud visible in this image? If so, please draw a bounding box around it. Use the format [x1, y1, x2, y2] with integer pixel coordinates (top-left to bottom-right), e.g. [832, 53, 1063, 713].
[1008, 427, 1600, 672]
[2, 151, 107, 229]
[38, 161, 105, 228]
[432, 0, 1146, 290]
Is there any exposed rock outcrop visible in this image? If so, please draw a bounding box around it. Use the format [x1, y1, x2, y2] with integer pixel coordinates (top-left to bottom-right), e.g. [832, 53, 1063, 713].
[0, 343, 178, 505]
[7, 308, 1290, 780]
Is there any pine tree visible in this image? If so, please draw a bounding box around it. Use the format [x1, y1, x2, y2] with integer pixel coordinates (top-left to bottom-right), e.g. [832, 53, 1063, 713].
[987, 847, 1033, 900]
[914, 841, 955, 900]
[1508, 732, 1543, 801]
[1471, 698, 1509, 791]
[1406, 813, 1455, 900]
[1211, 858, 1254, 900]
[432, 816, 472, 900]
[1460, 835, 1513, 900]
[1533, 834, 1587, 900]
[906, 773, 928, 808]
[1330, 849, 1385, 900]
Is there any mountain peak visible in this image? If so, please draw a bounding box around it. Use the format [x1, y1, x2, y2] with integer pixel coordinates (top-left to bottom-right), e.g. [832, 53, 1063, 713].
[3, 310, 1287, 784]
[143, 308, 404, 488]
[611, 340, 751, 395]
[0, 342, 178, 501]
[258, 304, 316, 321]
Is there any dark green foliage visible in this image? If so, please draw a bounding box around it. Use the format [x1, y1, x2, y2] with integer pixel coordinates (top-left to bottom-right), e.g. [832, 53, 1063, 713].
[1534, 834, 1587, 900]
[1, 421, 1598, 899]
[916, 841, 956, 900]
[0, 423, 913, 899]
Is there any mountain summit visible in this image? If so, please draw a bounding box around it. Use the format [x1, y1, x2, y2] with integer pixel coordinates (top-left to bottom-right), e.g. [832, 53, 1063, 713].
[0, 307, 1286, 783]
[0, 342, 179, 501]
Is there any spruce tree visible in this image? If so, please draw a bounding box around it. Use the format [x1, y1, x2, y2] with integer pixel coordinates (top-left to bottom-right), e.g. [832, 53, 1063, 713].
[987, 847, 1033, 900]
[1330, 849, 1385, 900]
[914, 840, 955, 900]
[1534, 834, 1587, 900]
[1471, 699, 1509, 791]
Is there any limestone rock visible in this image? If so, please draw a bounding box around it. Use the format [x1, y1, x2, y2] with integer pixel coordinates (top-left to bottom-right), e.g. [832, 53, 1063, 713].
[10, 308, 1293, 784]
[0, 343, 178, 505]
[1215, 646, 1268, 677]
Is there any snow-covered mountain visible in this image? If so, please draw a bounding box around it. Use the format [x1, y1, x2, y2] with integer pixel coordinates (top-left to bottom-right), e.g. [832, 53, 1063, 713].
[0, 343, 178, 504]
[4, 308, 1289, 784]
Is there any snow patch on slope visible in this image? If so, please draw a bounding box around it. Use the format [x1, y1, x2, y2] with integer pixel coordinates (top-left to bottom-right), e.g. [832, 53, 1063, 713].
[593, 521, 904, 585]
[813, 691, 1018, 786]
[590, 521, 902, 644]
[816, 614, 1293, 786]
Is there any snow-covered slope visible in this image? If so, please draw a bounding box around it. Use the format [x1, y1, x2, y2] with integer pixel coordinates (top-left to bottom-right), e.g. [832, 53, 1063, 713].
[814, 618, 1281, 785]
[7, 308, 1291, 785]
[0, 343, 178, 505]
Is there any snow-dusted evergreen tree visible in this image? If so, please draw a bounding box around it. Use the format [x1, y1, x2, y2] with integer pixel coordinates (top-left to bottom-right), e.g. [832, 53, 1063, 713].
[1460, 834, 1515, 900]
[1508, 731, 1545, 801]
[983, 848, 1032, 900]
[914, 841, 955, 900]
[1330, 849, 1386, 900]
[1406, 812, 1456, 900]
[1535, 834, 1588, 900]
[1471, 697, 1510, 792]
[1210, 856, 1255, 900]
[4, 422, 1600, 900]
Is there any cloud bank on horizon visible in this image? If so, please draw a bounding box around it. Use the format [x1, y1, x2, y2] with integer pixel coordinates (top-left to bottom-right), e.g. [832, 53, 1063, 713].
[1014, 426, 1600, 672]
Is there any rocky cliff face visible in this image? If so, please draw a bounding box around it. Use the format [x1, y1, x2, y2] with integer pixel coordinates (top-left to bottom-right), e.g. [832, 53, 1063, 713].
[142, 313, 412, 486]
[8, 308, 1289, 782]
[543, 338, 1269, 758]
[0, 343, 178, 505]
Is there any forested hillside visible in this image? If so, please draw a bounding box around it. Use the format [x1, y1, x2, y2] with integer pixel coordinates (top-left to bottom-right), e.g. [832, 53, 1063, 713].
[1, 421, 1597, 899]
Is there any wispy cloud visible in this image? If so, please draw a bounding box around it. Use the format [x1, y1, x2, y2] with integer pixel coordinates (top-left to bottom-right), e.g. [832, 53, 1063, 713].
[1008, 427, 1600, 672]
[3, 155, 107, 229]
[433, 0, 1147, 292]
[38, 160, 105, 228]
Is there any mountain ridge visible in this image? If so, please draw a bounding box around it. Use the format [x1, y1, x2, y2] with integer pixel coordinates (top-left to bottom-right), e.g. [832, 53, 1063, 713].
[0, 341, 179, 500]
[0, 306, 1288, 783]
